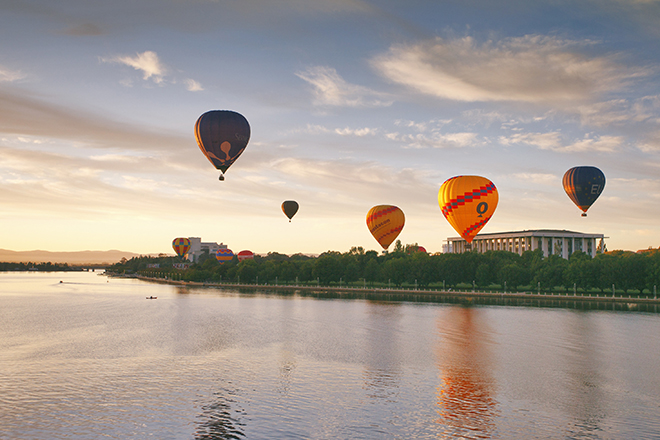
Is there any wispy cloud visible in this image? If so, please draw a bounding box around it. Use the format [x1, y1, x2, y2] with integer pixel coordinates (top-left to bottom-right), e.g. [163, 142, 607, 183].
[295, 66, 392, 107]
[511, 172, 558, 185]
[334, 127, 377, 136]
[577, 95, 660, 127]
[387, 130, 479, 149]
[100, 50, 167, 84]
[500, 131, 626, 153]
[371, 35, 647, 104]
[184, 78, 203, 92]
[59, 22, 103, 36]
[0, 67, 26, 82]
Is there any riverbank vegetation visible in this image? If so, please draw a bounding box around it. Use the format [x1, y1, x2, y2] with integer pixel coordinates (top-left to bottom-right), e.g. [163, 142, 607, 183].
[105, 241, 660, 297]
[0, 262, 89, 271]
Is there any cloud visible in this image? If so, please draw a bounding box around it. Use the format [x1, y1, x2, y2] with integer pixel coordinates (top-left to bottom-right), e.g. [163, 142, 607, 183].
[511, 172, 558, 185]
[295, 66, 392, 107]
[387, 130, 479, 149]
[100, 50, 167, 84]
[0, 67, 26, 82]
[576, 95, 660, 127]
[334, 127, 377, 136]
[500, 131, 625, 153]
[371, 35, 647, 104]
[184, 78, 203, 92]
[59, 22, 103, 36]
[0, 88, 194, 164]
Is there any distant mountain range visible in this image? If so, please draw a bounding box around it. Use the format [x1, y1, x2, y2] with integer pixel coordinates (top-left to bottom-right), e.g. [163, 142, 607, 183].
[0, 249, 160, 265]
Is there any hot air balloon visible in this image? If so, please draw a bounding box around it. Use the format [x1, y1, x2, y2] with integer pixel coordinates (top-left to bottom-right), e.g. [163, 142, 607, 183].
[172, 237, 191, 259]
[195, 110, 250, 181]
[562, 166, 605, 217]
[366, 205, 405, 250]
[216, 248, 234, 264]
[439, 176, 498, 244]
[281, 200, 299, 222]
[237, 250, 254, 262]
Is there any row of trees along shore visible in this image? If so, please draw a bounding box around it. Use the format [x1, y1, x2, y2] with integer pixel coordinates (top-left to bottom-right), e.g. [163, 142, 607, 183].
[0, 262, 83, 271]
[106, 241, 660, 297]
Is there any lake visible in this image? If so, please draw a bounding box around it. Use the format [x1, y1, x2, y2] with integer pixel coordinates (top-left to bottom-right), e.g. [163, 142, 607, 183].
[1, 271, 660, 439]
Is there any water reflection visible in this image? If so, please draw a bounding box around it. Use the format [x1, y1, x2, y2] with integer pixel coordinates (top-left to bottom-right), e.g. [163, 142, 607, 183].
[362, 302, 402, 402]
[195, 389, 246, 439]
[435, 307, 498, 438]
[563, 313, 607, 438]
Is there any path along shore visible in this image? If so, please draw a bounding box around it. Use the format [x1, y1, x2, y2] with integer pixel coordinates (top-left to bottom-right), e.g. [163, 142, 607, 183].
[120, 274, 660, 305]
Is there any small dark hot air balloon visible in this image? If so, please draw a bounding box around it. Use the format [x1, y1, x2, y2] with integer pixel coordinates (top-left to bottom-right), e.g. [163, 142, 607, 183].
[282, 200, 299, 222]
[195, 110, 250, 181]
[563, 166, 605, 217]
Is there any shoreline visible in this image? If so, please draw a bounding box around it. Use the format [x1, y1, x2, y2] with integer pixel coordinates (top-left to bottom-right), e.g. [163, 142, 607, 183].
[125, 274, 660, 305]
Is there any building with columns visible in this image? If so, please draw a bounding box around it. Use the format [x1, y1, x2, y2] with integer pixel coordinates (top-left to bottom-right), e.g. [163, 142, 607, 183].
[445, 230, 606, 259]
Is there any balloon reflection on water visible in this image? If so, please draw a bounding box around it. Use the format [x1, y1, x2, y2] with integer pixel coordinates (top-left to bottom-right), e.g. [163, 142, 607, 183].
[435, 307, 499, 437]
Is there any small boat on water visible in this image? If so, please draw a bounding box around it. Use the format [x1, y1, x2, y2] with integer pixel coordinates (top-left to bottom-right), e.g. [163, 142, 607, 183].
[146, 296, 157, 300]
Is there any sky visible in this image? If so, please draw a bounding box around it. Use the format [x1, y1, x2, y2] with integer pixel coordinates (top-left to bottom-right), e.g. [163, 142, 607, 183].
[1, 0, 660, 256]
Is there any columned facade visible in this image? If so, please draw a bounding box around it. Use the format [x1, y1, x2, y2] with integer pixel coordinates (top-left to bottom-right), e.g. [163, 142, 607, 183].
[445, 230, 606, 259]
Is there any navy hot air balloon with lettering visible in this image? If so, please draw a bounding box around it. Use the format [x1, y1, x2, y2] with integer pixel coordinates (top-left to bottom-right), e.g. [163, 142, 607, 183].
[562, 166, 606, 217]
[195, 110, 250, 181]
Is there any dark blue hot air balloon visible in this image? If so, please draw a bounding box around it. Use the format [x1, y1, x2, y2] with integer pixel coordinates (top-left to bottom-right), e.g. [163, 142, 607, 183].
[195, 110, 250, 181]
[562, 166, 605, 217]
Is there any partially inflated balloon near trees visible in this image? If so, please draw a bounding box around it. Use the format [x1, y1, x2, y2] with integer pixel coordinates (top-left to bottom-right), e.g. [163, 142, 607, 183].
[563, 166, 605, 217]
[366, 205, 405, 250]
[438, 176, 498, 243]
[195, 110, 250, 180]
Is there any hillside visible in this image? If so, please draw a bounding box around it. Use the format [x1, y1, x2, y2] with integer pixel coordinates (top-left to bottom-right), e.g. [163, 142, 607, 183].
[0, 249, 153, 265]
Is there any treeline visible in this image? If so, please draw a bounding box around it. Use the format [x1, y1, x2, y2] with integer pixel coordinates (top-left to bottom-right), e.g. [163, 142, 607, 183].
[0, 262, 81, 271]
[106, 241, 660, 296]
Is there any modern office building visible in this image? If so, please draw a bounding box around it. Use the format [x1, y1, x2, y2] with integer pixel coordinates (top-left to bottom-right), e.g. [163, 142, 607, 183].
[445, 229, 606, 259]
[187, 237, 228, 262]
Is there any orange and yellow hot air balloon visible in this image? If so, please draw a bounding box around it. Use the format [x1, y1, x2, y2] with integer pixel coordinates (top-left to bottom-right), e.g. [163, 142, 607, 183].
[438, 176, 498, 243]
[366, 205, 405, 250]
[172, 238, 191, 258]
[216, 248, 234, 264]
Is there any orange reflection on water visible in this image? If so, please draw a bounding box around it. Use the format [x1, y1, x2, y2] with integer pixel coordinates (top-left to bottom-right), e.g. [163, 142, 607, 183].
[435, 307, 498, 438]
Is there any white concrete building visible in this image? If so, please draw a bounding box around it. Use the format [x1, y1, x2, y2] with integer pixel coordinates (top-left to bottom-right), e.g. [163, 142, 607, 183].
[446, 229, 606, 259]
[187, 237, 228, 262]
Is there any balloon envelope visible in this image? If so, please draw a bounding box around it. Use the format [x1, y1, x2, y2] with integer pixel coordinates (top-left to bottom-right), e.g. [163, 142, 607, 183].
[237, 250, 254, 262]
[172, 238, 191, 258]
[439, 176, 498, 244]
[216, 248, 234, 264]
[281, 200, 299, 222]
[195, 110, 250, 177]
[366, 205, 405, 250]
[562, 166, 605, 216]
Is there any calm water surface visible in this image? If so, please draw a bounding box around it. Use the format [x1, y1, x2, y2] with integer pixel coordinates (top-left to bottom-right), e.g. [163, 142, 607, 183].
[1, 271, 660, 439]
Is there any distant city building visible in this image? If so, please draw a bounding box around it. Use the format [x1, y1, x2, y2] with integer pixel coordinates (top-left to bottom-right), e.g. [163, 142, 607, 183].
[187, 237, 228, 262]
[445, 229, 606, 259]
